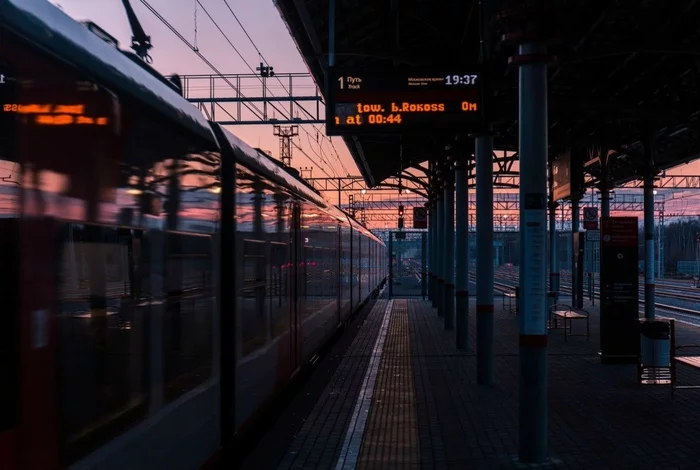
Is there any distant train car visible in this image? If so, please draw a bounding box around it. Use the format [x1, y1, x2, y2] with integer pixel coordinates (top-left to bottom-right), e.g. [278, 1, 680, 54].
[0, 1, 387, 469]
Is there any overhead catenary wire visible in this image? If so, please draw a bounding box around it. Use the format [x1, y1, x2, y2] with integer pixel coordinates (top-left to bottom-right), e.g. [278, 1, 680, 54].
[138, 0, 264, 120]
[193, 0, 339, 178]
[220, 0, 350, 176]
[139, 0, 343, 179]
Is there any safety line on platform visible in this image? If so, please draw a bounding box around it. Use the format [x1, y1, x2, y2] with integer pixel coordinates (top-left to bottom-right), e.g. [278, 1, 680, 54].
[334, 299, 394, 470]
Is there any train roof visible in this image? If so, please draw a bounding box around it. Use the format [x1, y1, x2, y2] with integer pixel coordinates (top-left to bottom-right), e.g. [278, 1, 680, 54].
[217, 126, 383, 245]
[1, 0, 216, 144]
[2, 0, 382, 246]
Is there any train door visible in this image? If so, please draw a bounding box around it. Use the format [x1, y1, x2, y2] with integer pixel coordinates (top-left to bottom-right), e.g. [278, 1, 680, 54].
[290, 203, 302, 373]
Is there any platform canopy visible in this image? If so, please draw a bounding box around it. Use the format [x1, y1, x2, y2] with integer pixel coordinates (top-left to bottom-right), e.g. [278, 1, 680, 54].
[275, 0, 700, 187]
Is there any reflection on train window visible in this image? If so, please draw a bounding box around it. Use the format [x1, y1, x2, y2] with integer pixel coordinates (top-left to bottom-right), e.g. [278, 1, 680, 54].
[269, 241, 289, 338]
[0, 219, 19, 434]
[242, 238, 267, 354]
[56, 224, 148, 462]
[163, 232, 213, 402]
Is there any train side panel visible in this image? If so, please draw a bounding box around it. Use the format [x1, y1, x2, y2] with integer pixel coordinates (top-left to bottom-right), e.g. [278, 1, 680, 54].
[1, 22, 223, 469]
[0, 4, 389, 468]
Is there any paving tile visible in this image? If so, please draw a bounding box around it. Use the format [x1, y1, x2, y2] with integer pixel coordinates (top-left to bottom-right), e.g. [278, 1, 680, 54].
[276, 293, 700, 469]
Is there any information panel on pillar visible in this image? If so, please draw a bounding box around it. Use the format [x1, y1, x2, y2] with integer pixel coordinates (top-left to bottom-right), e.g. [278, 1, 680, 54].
[325, 66, 485, 135]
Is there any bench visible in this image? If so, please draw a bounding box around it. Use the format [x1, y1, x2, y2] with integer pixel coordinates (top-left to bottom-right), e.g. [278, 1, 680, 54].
[548, 304, 589, 342]
[670, 319, 700, 397]
[502, 290, 517, 314]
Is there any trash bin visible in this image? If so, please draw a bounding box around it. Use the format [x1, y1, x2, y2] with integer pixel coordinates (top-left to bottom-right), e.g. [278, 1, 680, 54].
[639, 320, 671, 368]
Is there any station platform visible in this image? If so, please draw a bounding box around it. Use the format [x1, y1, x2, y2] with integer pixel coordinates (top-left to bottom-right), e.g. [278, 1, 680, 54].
[241, 297, 700, 469]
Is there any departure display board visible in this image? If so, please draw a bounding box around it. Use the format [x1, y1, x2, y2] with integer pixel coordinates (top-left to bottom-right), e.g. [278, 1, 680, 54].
[326, 66, 484, 135]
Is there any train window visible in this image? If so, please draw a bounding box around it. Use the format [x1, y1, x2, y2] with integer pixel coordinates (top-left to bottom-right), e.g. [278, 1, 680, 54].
[0, 219, 19, 433]
[56, 224, 149, 462]
[241, 238, 268, 354]
[163, 232, 214, 402]
[269, 241, 289, 338]
[2, 23, 221, 464]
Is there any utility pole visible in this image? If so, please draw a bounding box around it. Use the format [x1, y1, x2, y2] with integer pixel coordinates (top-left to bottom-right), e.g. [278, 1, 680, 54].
[273, 124, 298, 167]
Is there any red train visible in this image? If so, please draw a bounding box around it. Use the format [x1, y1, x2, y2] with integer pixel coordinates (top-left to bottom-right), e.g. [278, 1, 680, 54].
[0, 1, 387, 468]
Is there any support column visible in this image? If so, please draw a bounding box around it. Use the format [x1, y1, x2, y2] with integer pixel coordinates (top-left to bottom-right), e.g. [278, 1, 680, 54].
[476, 134, 494, 385]
[516, 42, 549, 464]
[600, 187, 610, 218]
[444, 161, 455, 330]
[643, 158, 656, 320]
[570, 197, 580, 306]
[428, 195, 435, 303]
[600, 184, 610, 281]
[455, 156, 469, 349]
[548, 162, 559, 293]
[428, 161, 435, 304]
[388, 234, 393, 299]
[436, 183, 444, 316]
[658, 211, 665, 279]
[431, 193, 439, 308]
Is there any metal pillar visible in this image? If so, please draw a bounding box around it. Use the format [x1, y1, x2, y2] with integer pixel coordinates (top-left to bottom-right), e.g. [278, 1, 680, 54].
[476, 134, 494, 385]
[644, 164, 656, 320]
[430, 194, 437, 308]
[600, 187, 610, 218]
[388, 234, 394, 298]
[428, 197, 434, 303]
[444, 162, 455, 330]
[516, 42, 549, 464]
[548, 163, 559, 293]
[421, 233, 427, 299]
[437, 187, 444, 316]
[658, 211, 664, 279]
[570, 197, 580, 306]
[455, 156, 469, 349]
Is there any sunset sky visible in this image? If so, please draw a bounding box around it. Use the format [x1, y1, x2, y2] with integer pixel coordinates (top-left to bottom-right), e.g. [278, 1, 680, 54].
[49, 0, 700, 224]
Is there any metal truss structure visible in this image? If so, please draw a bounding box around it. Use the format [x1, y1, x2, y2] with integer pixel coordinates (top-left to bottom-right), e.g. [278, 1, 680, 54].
[311, 173, 700, 196]
[621, 175, 700, 189]
[353, 193, 676, 230]
[180, 73, 324, 125]
[342, 193, 667, 213]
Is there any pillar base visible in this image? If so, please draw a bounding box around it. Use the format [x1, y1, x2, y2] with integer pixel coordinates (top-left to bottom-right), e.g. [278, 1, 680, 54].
[456, 290, 469, 349]
[518, 341, 548, 464]
[476, 305, 494, 385]
[444, 283, 455, 330]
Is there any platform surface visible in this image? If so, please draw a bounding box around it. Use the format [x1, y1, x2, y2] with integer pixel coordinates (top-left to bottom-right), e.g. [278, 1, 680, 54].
[243, 296, 700, 470]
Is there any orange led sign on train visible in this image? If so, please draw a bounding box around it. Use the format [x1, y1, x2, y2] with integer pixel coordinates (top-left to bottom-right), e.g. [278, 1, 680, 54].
[2, 103, 109, 126]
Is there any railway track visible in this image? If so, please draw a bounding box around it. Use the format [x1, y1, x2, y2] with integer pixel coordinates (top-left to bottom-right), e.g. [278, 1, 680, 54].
[496, 269, 700, 304]
[473, 269, 700, 325]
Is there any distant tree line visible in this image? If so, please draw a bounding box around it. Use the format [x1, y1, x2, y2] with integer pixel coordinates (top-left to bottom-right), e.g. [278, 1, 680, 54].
[638, 219, 700, 272]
